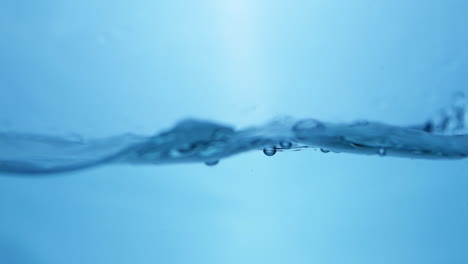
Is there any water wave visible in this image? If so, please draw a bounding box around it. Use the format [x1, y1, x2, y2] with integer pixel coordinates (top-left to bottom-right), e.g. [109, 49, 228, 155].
[1, 93, 467, 175]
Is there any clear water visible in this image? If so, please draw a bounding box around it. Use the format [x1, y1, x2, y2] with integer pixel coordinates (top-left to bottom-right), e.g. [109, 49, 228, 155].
[1, 1, 468, 264]
[1, 93, 467, 174]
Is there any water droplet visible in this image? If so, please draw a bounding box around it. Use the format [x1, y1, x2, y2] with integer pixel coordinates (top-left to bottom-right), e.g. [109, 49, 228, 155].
[320, 148, 330, 153]
[378, 148, 387, 156]
[204, 160, 219, 166]
[263, 147, 277, 156]
[279, 141, 292, 149]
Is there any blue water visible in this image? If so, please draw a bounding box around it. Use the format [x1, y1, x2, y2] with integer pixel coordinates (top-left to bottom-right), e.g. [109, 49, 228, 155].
[1, 1, 468, 264]
[1, 93, 467, 174]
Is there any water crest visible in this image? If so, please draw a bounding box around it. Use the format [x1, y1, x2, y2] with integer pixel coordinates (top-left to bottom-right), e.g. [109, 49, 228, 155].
[0, 93, 467, 175]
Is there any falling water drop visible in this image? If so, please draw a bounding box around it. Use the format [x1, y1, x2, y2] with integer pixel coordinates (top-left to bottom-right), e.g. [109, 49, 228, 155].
[263, 147, 277, 156]
[378, 148, 387, 156]
[279, 141, 292, 149]
[204, 160, 219, 166]
[320, 148, 330, 153]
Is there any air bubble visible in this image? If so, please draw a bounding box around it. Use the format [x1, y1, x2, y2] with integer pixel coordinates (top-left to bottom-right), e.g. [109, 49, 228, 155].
[263, 147, 277, 156]
[279, 141, 292, 149]
[204, 160, 219, 166]
[293, 119, 325, 131]
[293, 119, 326, 140]
[378, 148, 387, 156]
[320, 148, 330, 153]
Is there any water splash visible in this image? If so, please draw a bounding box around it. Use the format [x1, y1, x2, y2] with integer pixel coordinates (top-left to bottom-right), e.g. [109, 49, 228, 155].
[1, 93, 467, 175]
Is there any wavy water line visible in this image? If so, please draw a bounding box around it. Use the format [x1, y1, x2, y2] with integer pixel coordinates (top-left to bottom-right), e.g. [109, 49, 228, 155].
[0, 93, 467, 175]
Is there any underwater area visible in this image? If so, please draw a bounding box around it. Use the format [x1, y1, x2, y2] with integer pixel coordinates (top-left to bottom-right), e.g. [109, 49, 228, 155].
[1, 0, 467, 263]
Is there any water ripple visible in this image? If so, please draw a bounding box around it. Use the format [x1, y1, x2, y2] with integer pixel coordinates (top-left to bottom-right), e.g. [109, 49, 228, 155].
[1, 93, 467, 175]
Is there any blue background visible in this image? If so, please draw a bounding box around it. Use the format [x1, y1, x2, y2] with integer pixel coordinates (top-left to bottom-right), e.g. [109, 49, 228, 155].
[1, 0, 467, 263]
